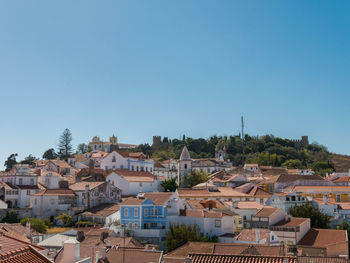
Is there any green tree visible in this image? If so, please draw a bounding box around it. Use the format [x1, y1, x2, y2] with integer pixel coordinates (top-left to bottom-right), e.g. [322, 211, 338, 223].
[1, 210, 20, 223]
[57, 128, 73, 161]
[43, 148, 57, 160]
[180, 171, 208, 188]
[76, 143, 89, 154]
[20, 218, 48, 233]
[55, 214, 72, 226]
[166, 224, 208, 252]
[289, 203, 330, 228]
[19, 154, 37, 165]
[161, 177, 178, 192]
[4, 153, 18, 171]
[283, 159, 304, 169]
[336, 221, 350, 237]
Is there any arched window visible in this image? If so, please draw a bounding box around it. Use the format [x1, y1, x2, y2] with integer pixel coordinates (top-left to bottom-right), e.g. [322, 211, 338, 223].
[184, 164, 187, 169]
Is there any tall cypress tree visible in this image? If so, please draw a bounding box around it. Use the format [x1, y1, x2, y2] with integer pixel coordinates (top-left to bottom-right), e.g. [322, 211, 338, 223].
[57, 128, 73, 161]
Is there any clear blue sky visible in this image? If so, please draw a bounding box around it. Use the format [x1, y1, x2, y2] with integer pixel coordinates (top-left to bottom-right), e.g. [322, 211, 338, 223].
[1, 0, 350, 168]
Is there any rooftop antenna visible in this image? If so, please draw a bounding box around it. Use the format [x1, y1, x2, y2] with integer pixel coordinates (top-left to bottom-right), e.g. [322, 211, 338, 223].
[241, 116, 244, 164]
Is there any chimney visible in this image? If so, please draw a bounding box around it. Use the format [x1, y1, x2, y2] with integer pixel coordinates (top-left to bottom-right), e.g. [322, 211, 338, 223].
[76, 231, 85, 242]
[100, 231, 109, 242]
[26, 221, 31, 239]
[85, 185, 90, 208]
[62, 239, 80, 263]
[255, 229, 260, 243]
[101, 247, 107, 260]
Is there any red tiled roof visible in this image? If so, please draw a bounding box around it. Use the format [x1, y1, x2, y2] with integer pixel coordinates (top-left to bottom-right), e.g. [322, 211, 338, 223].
[273, 217, 309, 227]
[0, 246, 51, 263]
[144, 192, 173, 205]
[236, 229, 271, 243]
[33, 189, 76, 196]
[0, 234, 44, 253]
[188, 253, 296, 263]
[298, 228, 348, 247]
[69, 182, 105, 191]
[100, 247, 162, 263]
[333, 176, 350, 183]
[181, 209, 235, 218]
[254, 207, 279, 217]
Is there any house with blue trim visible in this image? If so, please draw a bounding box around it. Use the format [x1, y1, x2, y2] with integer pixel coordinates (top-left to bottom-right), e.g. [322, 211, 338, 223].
[120, 192, 178, 230]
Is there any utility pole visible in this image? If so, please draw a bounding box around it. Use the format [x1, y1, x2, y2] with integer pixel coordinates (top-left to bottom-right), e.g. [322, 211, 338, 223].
[241, 116, 244, 165]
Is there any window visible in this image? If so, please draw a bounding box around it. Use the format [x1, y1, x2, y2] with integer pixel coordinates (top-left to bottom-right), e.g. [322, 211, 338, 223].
[207, 168, 210, 173]
[144, 209, 148, 217]
[132, 166, 134, 171]
[139, 182, 143, 187]
[124, 208, 128, 217]
[260, 199, 263, 204]
[243, 216, 247, 220]
[19, 178, 23, 185]
[129, 222, 132, 229]
[215, 220, 221, 228]
[150, 168, 152, 172]
[146, 167, 148, 172]
[134, 208, 138, 217]
[137, 166, 139, 172]
[271, 235, 274, 241]
[121, 165, 124, 169]
[134, 223, 138, 229]
[112, 156, 116, 162]
[30, 178, 34, 185]
[27, 190, 30, 195]
[141, 167, 144, 171]
[184, 164, 187, 169]
[286, 197, 290, 201]
[291, 196, 296, 201]
[337, 194, 341, 202]
[152, 208, 158, 216]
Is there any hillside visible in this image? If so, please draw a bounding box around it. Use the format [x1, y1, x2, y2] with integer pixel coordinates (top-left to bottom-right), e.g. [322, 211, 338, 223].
[330, 153, 350, 172]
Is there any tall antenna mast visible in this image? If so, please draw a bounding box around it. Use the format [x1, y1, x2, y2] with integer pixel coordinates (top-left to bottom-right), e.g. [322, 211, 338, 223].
[241, 116, 244, 164]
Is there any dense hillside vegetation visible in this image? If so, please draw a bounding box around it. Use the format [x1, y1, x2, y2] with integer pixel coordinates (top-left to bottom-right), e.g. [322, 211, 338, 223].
[132, 134, 343, 176]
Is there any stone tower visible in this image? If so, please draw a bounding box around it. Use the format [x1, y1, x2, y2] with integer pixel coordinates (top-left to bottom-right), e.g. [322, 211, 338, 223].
[177, 146, 192, 185]
[152, 136, 162, 149]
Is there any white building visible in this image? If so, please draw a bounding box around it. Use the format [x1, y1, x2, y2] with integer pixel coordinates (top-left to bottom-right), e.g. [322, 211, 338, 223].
[106, 170, 164, 196]
[0, 164, 40, 208]
[265, 192, 307, 213]
[69, 181, 121, 209]
[31, 187, 77, 218]
[100, 151, 154, 173]
[176, 209, 236, 238]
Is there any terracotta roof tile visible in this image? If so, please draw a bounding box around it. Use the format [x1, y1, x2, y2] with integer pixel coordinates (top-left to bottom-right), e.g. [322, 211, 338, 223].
[298, 228, 348, 247]
[69, 182, 105, 191]
[0, 246, 51, 263]
[188, 253, 296, 263]
[273, 217, 309, 227]
[254, 207, 279, 217]
[33, 189, 76, 196]
[101, 247, 162, 263]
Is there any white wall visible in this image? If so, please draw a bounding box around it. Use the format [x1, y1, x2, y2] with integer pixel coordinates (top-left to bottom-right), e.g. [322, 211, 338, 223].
[101, 152, 128, 170]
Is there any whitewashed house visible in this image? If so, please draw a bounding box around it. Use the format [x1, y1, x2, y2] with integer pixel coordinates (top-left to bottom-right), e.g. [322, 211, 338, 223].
[100, 151, 154, 173]
[0, 164, 40, 208]
[106, 170, 164, 196]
